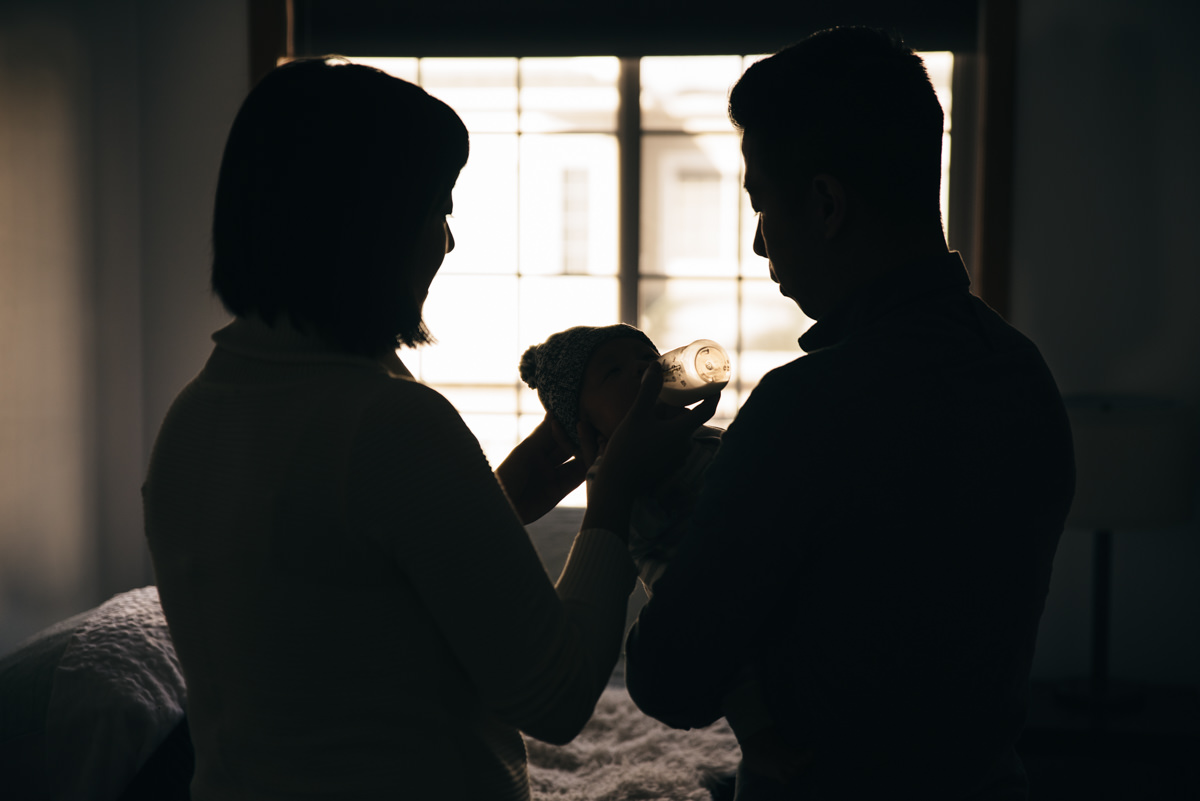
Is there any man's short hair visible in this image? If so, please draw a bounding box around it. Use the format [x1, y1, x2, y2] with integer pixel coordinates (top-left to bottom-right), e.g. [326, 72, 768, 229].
[729, 27, 944, 224]
[211, 58, 469, 355]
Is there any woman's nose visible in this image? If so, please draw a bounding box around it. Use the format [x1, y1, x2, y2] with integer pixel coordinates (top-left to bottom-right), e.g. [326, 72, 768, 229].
[752, 217, 766, 258]
[444, 222, 455, 254]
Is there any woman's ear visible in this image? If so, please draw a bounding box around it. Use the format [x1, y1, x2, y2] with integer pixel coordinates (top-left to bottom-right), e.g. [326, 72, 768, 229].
[810, 173, 847, 240]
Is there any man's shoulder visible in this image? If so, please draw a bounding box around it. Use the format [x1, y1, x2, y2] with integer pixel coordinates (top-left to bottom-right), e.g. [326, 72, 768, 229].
[751, 347, 843, 401]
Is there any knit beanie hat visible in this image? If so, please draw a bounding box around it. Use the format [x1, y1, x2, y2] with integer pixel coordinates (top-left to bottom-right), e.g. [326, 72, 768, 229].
[519, 323, 657, 449]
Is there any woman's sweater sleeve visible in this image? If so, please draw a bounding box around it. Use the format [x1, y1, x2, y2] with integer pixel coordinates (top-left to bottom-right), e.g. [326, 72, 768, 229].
[347, 380, 635, 745]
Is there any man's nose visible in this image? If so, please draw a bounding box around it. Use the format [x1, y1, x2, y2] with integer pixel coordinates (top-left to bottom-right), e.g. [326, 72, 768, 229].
[752, 218, 766, 258]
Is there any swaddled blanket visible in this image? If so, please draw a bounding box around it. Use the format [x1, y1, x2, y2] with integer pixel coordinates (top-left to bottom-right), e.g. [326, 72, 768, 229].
[0, 586, 186, 801]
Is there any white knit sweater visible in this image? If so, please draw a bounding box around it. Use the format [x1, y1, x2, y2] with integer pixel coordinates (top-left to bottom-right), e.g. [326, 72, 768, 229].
[143, 317, 636, 800]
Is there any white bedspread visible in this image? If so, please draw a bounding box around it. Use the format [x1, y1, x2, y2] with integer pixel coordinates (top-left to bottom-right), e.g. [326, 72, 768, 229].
[528, 684, 741, 800]
[45, 586, 186, 801]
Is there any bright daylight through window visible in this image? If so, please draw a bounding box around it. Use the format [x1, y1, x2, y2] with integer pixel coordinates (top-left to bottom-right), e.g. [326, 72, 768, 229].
[352, 54, 953, 504]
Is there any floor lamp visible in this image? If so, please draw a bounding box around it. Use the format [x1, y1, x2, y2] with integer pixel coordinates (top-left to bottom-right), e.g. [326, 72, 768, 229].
[1060, 395, 1200, 729]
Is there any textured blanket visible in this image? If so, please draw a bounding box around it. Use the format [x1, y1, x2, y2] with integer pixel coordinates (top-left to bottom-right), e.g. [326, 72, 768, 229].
[46, 586, 187, 801]
[528, 684, 741, 801]
[4, 580, 738, 801]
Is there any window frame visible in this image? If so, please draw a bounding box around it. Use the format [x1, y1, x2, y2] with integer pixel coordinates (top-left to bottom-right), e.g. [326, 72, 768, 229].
[248, 0, 1012, 318]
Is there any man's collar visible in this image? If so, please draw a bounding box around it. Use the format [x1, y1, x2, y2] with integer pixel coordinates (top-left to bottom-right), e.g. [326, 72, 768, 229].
[798, 251, 971, 352]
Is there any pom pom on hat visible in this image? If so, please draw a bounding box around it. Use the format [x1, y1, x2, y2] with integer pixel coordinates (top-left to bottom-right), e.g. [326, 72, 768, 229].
[519, 323, 655, 448]
[519, 344, 541, 389]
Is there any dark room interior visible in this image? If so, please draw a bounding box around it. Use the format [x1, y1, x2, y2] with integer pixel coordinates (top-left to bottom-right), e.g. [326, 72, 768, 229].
[1, 1, 1197, 798]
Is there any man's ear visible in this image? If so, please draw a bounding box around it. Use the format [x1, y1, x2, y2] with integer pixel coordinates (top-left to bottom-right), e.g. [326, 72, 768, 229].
[810, 173, 847, 239]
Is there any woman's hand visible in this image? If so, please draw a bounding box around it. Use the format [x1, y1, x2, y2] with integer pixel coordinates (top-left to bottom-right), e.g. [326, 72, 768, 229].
[495, 415, 588, 525]
[603, 361, 718, 489]
[582, 362, 718, 534]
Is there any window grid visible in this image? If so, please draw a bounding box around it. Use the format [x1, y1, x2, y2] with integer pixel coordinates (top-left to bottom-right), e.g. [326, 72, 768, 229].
[354, 55, 951, 501]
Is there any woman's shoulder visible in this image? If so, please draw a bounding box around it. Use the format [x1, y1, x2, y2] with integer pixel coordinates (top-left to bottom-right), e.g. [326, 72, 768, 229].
[353, 372, 465, 432]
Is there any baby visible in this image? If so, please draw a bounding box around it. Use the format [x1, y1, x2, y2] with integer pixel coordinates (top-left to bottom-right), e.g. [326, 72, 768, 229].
[519, 323, 723, 594]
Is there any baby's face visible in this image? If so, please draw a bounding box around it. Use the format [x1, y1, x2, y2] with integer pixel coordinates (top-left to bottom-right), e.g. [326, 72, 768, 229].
[579, 337, 660, 439]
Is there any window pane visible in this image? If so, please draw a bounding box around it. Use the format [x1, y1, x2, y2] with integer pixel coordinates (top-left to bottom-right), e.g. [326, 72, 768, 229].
[365, 52, 953, 483]
[416, 274, 518, 384]
[642, 133, 742, 278]
[437, 384, 520, 416]
[517, 275, 618, 349]
[740, 278, 813, 352]
[518, 134, 618, 276]
[419, 58, 518, 133]
[639, 277, 739, 357]
[739, 172, 762, 278]
[640, 277, 741, 428]
[519, 57, 619, 133]
[641, 56, 743, 132]
[518, 386, 542, 416]
[639, 276, 741, 425]
[460, 412, 522, 469]
[921, 52, 955, 239]
[739, 279, 812, 396]
[741, 54, 771, 71]
[443, 133, 518, 275]
[352, 57, 418, 82]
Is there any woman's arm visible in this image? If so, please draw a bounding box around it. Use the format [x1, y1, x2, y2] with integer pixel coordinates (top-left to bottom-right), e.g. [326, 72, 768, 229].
[582, 363, 719, 536]
[494, 416, 587, 525]
[347, 381, 634, 744]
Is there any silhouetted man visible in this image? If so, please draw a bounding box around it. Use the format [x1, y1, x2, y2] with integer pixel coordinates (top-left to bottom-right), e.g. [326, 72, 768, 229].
[625, 27, 1075, 800]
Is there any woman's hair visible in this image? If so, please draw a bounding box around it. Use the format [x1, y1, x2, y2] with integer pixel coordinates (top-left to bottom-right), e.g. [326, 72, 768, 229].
[729, 27, 944, 224]
[211, 58, 469, 355]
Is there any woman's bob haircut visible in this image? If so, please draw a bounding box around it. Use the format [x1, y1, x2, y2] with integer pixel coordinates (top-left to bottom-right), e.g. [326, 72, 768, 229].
[211, 58, 469, 356]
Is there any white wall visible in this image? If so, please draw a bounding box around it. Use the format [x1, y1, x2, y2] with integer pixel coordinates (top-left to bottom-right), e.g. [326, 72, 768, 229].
[1011, 0, 1200, 687]
[137, 1, 244, 455]
[0, 1, 99, 644]
[0, 0, 241, 654]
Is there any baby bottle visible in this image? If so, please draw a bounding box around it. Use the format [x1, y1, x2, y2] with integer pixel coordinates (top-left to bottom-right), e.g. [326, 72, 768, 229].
[657, 339, 731, 406]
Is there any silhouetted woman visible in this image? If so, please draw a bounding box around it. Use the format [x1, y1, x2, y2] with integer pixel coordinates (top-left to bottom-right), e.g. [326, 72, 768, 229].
[143, 58, 713, 800]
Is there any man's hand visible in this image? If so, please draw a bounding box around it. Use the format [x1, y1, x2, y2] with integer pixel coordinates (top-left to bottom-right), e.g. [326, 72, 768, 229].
[495, 415, 588, 525]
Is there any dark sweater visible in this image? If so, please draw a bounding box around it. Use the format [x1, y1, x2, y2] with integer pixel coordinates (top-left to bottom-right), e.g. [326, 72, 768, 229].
[625, 251, 1075, 800]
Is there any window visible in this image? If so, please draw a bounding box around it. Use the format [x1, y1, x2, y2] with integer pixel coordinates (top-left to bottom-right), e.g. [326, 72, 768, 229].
[351, 54, 954, 504]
